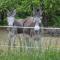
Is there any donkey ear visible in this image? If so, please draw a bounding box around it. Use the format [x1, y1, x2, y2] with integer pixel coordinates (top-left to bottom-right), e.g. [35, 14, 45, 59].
[40, 9, 43, 16]
[12, 9, 16, 16]
[7, 10, 10, 17]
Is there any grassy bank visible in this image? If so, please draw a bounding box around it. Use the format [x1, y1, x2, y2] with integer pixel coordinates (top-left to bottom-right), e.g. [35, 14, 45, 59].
[0, 48, 60, 60]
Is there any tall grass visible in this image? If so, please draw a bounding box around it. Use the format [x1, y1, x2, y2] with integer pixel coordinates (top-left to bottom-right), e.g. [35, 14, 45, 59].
[0, 31, 60, 60]
[0, 48, 60, 60]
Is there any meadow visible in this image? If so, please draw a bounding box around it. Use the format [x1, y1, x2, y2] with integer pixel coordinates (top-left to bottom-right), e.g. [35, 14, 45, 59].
[0, 29, 60, 60]
[0, 48, 60, 60]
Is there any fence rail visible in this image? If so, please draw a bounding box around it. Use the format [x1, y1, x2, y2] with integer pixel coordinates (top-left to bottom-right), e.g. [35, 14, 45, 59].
[0, 26, 60, 49]
[0, 26, 60, 29]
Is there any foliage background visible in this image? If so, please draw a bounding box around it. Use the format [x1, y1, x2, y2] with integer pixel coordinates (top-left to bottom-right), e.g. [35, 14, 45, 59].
[0, 0, 60, 27]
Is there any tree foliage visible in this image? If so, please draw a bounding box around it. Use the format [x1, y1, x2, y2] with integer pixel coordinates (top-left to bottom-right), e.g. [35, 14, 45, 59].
[0, 0, 60, 26]
[43, 0, 60, 27]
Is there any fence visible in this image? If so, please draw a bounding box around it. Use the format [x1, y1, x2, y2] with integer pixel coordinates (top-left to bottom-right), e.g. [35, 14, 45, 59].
[0, 26, 60, 60]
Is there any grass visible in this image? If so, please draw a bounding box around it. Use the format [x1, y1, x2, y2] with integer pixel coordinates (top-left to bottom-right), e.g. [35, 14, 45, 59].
[0, 48, 60, 60]
[0, 30, 60, 60]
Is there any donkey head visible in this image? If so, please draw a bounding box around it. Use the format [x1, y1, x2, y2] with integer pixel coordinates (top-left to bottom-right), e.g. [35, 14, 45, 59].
[7, 9, 16, 26]
[33, 8, 42, 34]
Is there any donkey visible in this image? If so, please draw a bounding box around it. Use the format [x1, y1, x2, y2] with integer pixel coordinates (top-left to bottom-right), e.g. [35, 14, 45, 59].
[23, 17, 41, 36]
[7, 10, 33, 48]
[7, 9, 18, 48]
[23, 8, 42, 35]
[7, 8, 42, 48]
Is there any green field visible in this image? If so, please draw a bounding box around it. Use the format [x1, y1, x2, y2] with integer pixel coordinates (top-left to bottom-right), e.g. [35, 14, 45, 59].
[0, 48, 60, 60]
[0, 30, 60, 60]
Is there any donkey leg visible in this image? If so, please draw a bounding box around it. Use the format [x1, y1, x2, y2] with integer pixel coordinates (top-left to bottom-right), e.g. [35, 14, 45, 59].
[8, 31, 12, 50]
[12, 34, 16, 48]
[11, 27, 17, 48]
[18, 34, 23, 52]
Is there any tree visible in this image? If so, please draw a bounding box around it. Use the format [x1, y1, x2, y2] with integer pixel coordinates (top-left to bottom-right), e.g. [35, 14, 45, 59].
[0, 0, 17, 25]
[0, 0, 60, 26]
[42, 0, 60, 27]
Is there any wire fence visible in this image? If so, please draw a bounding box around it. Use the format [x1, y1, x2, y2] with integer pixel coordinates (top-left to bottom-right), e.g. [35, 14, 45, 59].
[0, 26, 60, 48]
[0, 26, 60, 59]
[0, 26, 60, 29]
